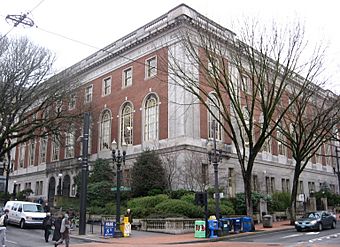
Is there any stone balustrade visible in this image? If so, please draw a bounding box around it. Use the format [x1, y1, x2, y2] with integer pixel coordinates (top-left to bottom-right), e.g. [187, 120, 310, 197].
[140, 218, 196, 234]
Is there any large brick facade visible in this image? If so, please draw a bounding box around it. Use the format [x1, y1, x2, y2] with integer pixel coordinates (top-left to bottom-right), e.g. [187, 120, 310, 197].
[10, 4, 338, 205]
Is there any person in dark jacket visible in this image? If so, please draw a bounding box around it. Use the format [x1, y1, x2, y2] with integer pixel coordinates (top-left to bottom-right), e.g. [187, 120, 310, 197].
[42, 212, 53, 242]
[0, 209, 9, 246]
[52, 213, 62, 242]
[43, 202, 50, 213]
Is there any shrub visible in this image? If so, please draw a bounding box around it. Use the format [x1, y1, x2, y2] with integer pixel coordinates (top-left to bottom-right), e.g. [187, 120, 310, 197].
[127, 194, 169, 209]
[155, 199, 203, 218]
[127, 194, 169, 218]
[180, 193, 195, 204]
[269, 192, 291, 212]
[168, 189, 193, 199]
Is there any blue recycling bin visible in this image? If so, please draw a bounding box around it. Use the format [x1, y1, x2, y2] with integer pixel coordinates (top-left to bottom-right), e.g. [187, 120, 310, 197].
[219, 218, 230, 235]
[242, 217, 253, 232]
[208, 219, 218, 238]
[232, 218, 241, 233]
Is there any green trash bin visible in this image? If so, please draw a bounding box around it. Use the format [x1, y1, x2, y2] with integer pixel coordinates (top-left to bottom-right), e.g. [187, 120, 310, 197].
[194, 220, 206, 238]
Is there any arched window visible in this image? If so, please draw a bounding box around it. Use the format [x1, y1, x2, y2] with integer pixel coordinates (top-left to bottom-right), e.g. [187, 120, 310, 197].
[144, 94, 159, 141]
[120, 103, 133, 145]
[208, 93, 222, 140]
[99, 110, 111, 150]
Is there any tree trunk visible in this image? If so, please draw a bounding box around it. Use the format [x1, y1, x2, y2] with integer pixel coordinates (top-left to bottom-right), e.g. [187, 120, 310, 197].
[290, 163, 301, 225]
[244, 173, 253, 216]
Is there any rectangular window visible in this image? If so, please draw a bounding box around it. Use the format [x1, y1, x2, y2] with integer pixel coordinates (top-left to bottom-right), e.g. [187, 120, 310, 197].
[102, 77, 111, 96]
[68, 94, 76, 110]
[240, 74, 251, 94]
[55, 100, 63, 114]
[28, 139, 35, 166]
[123, 68, 133, 87]
[227, 168, 236, 197]
[252, 175, 259, 192]
[85, 85, 93, 103]
[145, 56, 157, 78]
[51, 136, 60, 161]
[277, 131, 286, 156]
[39, 137, 47, 164]
[25, 182, 31, 190]
[281, 178, 290, 193]
[19, 144, 25, 168]
[308, 181, 315, 195]
[65, 130, 75, 159]
[265, 176, 276, 194]
[35, 181, 43, 195]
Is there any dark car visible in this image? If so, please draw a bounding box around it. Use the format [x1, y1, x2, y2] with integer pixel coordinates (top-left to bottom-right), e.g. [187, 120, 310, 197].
[295, 211, 336, 232]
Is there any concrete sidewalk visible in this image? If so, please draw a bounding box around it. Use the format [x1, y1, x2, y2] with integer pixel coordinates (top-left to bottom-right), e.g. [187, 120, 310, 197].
[69, 219, 294, 246]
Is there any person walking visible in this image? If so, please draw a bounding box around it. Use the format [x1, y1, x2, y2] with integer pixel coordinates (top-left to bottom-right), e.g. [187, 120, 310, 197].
[52, 213, 62, 243]
[0, 209, 9, 247]
[43, 202, 50, 213]
[42, 212, 53, 242]
[54, 212, 70, 247]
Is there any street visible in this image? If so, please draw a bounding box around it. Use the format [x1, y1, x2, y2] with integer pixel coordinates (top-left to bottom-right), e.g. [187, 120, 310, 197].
[2, 222, 340, 247]
[5, 225, 93, 247]
[227, 225, 340, 246]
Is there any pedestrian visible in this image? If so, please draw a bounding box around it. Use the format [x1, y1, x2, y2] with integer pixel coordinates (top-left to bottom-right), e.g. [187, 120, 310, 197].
[0, 209, 9, 247]
[43, 202, 50, 213]
[54, 212, 70, 247]
[37, 197, 44, 205]
[42, 212, 53, 242]
[52, 213, 62, 243]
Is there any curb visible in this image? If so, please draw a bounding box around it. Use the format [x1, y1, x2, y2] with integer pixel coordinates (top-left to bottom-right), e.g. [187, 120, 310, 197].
[166, 227, 294, 245]
[69, 226, 294, 245]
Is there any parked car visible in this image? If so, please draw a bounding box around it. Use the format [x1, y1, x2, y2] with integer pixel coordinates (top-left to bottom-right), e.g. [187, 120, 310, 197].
[295, 211, 336, 232]
[4, 201, 46, 228]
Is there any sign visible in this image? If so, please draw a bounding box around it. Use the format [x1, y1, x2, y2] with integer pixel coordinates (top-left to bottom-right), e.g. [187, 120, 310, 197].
[111, 186, 131, 191]
[103, 221, 115, 237]
[194, 220, 206, 238]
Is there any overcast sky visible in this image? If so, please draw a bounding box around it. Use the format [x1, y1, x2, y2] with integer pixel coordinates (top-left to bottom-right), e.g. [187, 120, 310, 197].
[1, 0, 339, 93]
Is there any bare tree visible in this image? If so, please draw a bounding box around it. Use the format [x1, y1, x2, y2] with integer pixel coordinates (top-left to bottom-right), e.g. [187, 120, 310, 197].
[166, 19, 326, 216]
[160, 150, 180, 191]
[0, 35, 83, 159]
[276, 84, 340, 223]
[180, 150, 206, 191]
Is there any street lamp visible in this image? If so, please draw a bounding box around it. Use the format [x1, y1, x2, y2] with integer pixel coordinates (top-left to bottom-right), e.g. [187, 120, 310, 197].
[111, 139, 127, 237]
[206, 120, 223, 223]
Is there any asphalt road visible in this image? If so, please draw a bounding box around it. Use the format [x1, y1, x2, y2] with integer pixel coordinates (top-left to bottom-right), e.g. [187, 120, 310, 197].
[5, 225, 92, 247]
[227, 224, 340, 246]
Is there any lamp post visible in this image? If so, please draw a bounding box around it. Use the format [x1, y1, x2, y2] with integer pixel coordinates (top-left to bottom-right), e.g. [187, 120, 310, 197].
[111, 139, 127, 237]
[207, 120, 223, 223]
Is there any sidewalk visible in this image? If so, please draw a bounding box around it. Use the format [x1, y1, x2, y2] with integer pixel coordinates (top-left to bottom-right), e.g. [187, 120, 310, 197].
[69, 219, 294, 246]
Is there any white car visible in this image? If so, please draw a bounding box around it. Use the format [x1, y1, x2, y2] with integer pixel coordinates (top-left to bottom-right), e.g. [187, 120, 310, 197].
[4, 201, 46, 228]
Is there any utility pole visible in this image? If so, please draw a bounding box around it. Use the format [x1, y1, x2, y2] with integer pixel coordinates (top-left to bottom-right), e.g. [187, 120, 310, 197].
[79, 112, 90, 235]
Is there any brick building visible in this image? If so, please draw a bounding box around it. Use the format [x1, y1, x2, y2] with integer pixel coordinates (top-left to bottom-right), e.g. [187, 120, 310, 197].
[10, 4, 339, 206]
